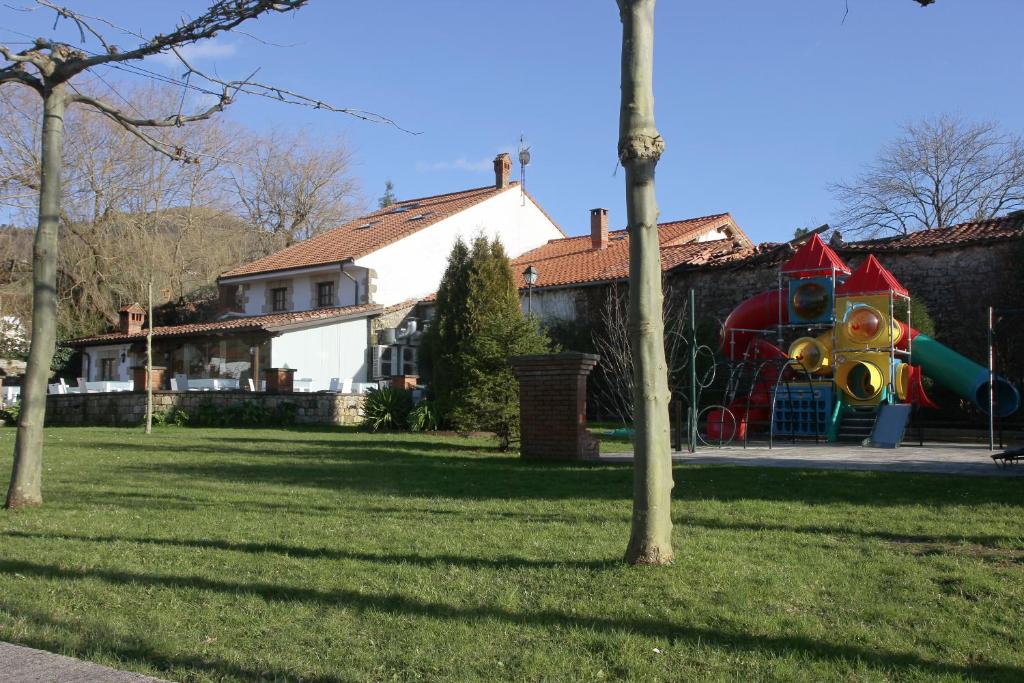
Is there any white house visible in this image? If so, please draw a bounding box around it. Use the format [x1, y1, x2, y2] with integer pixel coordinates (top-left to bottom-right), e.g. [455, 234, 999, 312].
[68, 154, 564, 391]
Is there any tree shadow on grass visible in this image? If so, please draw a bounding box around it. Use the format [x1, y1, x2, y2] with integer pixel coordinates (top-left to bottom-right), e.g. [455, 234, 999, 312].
[69, 435, 1024, 507]
[131, 450, 1024, 507]
[0, 557, 1019, 681]
[1, 530, 620, 570]
[0, 601, 350, 683]
[50, 489, 344, 515]
[678, 515, 1023, 550]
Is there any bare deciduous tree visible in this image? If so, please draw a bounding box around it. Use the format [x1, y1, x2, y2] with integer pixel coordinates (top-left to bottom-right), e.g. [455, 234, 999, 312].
[1, 0, 392, 509]
[831, 115, 1024, 238]
[592, 282, 690, 424]
[231, 130, 361, 254]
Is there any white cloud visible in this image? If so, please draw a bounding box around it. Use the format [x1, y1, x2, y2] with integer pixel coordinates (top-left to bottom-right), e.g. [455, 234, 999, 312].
[149, 40, 238, 68]
[416, 157, 493, 173]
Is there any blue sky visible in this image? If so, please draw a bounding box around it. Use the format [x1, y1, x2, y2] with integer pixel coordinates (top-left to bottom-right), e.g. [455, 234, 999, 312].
[3, 1, 1023, 243]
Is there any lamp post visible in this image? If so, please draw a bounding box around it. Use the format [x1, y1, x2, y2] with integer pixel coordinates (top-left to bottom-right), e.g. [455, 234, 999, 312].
[522, 265, 538, 316]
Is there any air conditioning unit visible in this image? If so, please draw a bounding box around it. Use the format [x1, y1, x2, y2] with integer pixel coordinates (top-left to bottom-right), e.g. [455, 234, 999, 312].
[370, 345, 388, 380]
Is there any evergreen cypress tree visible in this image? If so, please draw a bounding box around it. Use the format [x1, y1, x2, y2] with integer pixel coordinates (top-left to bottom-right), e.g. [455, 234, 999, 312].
[421, 237, 472, 417]
[378, 179, 397, 209]
[449, 235, 551, 449]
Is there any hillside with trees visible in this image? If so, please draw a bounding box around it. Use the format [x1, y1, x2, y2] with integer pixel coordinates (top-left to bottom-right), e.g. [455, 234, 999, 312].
[0, 83, 362, 341]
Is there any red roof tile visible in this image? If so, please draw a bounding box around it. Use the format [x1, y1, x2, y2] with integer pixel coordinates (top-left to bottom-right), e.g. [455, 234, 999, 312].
[840, 214, 1024, 252]
[68, 303, 382, 346]
[510, 214, 750, 288]
[836, 254, 908, 296]
[221, 183, 550, 279]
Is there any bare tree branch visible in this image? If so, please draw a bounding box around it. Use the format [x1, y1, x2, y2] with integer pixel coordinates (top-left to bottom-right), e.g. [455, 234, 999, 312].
[35, 0, 308, 78]
[830, 115, 1024, 237]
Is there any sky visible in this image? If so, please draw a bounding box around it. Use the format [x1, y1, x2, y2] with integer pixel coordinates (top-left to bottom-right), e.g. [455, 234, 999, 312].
[3, 1, 1023, 244]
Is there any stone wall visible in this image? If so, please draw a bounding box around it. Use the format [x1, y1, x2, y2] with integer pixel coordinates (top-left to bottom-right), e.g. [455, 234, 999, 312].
[45, 391, 366, 427]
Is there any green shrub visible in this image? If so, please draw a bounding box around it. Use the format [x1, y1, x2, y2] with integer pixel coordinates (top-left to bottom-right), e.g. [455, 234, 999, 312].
[362, 387, 413, 431]
[272, 401, 298, 426]
[0, 401, 20, 425]
[409, 400, 440, 432]
[188, 399, 295, 428]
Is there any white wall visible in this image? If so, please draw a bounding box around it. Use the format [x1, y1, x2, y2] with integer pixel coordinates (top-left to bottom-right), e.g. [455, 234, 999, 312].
[696, 225, 730, 243]
[270, 318, 369, 391]
[522, 289, 578, 322]
[83, 343, 133, 381]
[358, 187, 563, 306]
[238, 265, 366, 316]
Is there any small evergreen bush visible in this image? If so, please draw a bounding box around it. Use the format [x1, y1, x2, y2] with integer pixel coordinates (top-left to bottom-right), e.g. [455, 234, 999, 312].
[409, 400, 440, 432]
[362, 387, 413, 431]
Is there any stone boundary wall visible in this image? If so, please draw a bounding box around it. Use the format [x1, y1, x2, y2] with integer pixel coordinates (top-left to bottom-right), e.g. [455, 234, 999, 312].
[45, 391, 365, 427]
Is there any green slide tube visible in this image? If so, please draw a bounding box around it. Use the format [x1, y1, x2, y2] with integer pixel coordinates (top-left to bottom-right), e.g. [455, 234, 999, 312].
[909, 333, 1020, 417]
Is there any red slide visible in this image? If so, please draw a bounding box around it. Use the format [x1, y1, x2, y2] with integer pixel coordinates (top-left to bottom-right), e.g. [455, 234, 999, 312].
[708, 290, 791, 439]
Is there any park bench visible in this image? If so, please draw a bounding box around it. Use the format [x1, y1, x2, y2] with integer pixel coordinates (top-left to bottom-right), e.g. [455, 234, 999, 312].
[991, 446, 1024, 467]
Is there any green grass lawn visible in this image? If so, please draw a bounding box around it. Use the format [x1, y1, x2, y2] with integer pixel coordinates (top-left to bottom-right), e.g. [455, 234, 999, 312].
[1, 426, 1022, 682]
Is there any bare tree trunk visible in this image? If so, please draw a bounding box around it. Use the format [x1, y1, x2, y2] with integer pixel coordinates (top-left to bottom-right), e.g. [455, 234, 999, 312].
[6, 85, 66, 509]
[618, 0, 674, 565]
[145, 277, 153, 434]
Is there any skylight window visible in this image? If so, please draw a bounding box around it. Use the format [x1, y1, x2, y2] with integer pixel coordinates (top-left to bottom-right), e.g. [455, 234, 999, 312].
[391, 202, 419, 214]
[408, 211, 434, 221]
[356, 220, 381, 230]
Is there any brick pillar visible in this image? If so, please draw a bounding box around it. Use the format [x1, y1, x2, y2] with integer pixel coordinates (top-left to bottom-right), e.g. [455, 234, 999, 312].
[263, 368, 296, 393]
[510, 352, 600, 460]
[132, 365, 167, 391]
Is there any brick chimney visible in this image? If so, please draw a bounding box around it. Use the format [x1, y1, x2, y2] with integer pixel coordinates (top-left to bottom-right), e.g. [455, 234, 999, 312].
[118, 303, 146, 335]
[590, 208, 609, 250]
[493, 152, 512, 189]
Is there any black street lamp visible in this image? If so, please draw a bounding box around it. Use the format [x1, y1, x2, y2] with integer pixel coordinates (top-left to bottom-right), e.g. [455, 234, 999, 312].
[522, 265, 538, 316]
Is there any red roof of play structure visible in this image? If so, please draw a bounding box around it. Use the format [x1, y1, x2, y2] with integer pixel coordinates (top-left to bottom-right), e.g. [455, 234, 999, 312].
[781, 234, 851, 277]
[836, 254, 909, 296]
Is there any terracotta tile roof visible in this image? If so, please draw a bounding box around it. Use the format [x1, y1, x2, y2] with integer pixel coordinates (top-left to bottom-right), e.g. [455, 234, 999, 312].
[510, 213, 750, 288]
[222, 183, 532, 279]
[68, 303, 382, 346]
[839, 214, 1024, 253]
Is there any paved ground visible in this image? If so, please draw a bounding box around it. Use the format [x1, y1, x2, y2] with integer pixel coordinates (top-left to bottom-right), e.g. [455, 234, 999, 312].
[0, 642, 172, 683]
[595, 442, 1024, 477]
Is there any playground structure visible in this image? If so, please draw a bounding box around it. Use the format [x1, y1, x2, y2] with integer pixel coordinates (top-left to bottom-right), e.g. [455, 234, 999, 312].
[705, 235, 1021, 446]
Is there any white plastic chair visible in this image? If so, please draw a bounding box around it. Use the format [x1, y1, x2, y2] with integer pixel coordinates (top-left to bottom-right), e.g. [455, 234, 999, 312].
[294, 378, 313, 393]
[328, 378, 340, 392]
[174, 373, 190, 391]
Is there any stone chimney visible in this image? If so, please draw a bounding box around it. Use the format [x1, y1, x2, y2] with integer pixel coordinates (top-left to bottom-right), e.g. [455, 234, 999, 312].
[590, 208, 609, 250]
[118, 303, 146, 335]
[493, 152, 512, 189]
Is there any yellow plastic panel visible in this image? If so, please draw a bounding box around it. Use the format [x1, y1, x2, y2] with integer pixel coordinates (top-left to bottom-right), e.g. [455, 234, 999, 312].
[834, 351, 893, 405]
[835, 295, 904, 350]
[788, 335, 832, 374]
